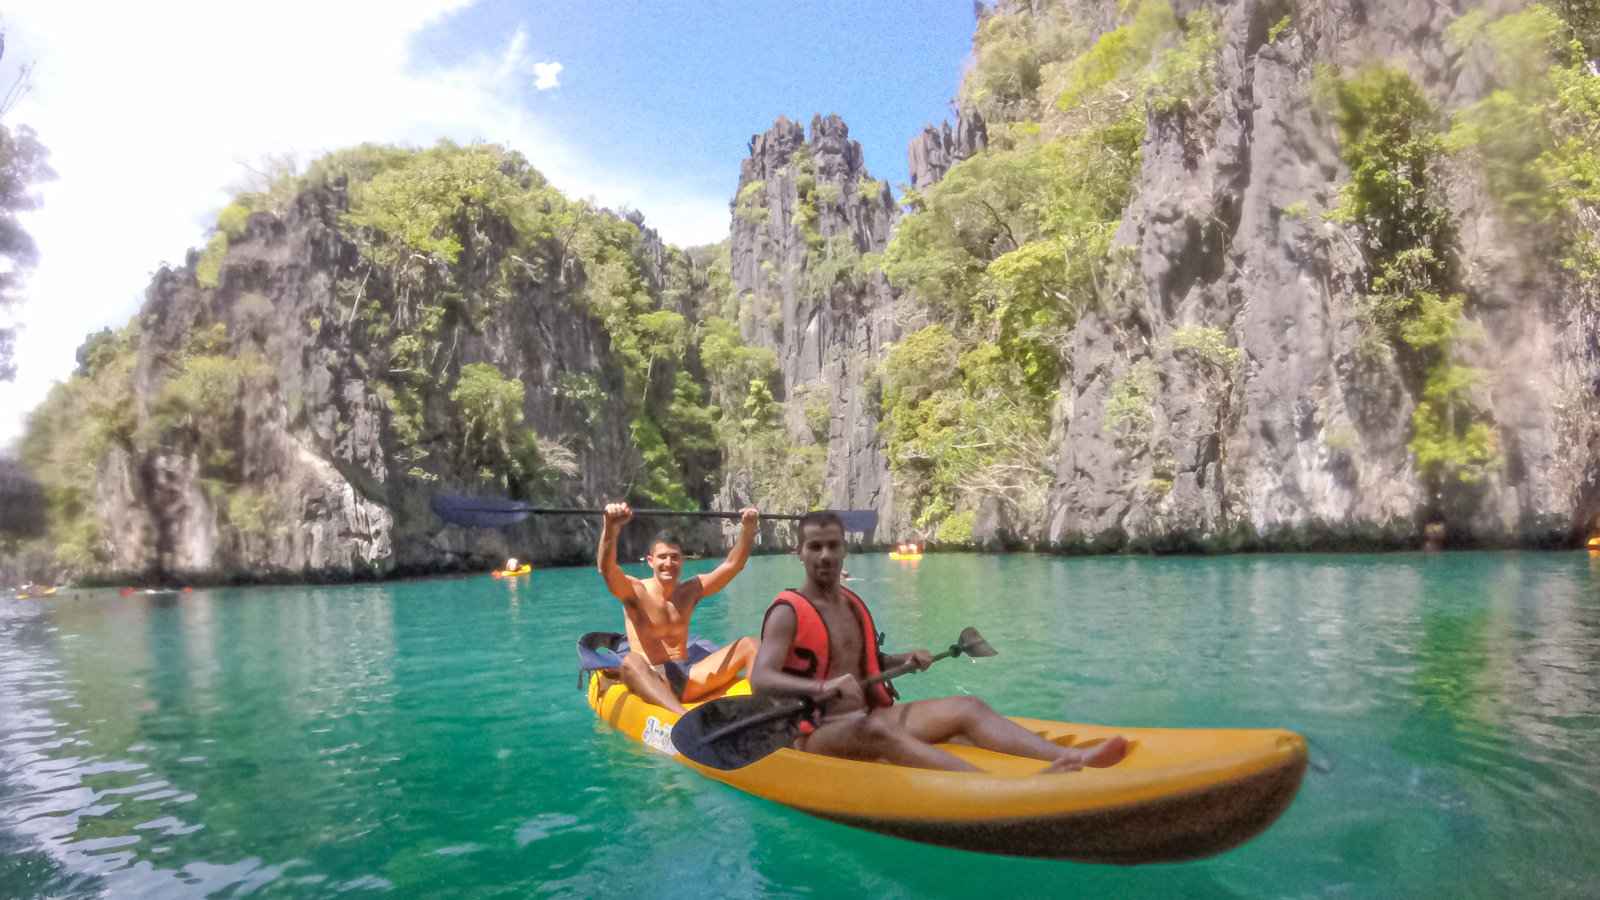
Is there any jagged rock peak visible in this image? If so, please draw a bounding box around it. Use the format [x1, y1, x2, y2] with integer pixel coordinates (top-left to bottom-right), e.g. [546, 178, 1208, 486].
[908, 107, 988, 190]
[742, 116, 807, 181]
[806, 113, 867, 179]
[741, 114, 873, 185]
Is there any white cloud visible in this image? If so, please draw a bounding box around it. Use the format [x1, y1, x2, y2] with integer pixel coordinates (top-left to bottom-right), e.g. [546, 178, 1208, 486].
[496, 28, 531, 82]
[532, 61, 563, 91]
[0, 1, 730, 449]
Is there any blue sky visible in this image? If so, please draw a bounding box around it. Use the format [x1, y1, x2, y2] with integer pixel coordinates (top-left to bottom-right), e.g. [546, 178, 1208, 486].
[0, 1, 980, 447]
[413, 0, 979, 222]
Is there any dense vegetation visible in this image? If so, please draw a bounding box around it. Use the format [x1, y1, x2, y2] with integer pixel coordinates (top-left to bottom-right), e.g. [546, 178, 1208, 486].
[1447, 5, 1600, 295]
[880, 0, 1220, 539]
[1317, 62, 1500, 499]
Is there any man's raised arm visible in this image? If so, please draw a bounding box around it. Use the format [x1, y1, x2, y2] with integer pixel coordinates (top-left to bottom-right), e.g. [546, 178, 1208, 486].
[596, 502, 636, 601]
[697, 507, 759, 598]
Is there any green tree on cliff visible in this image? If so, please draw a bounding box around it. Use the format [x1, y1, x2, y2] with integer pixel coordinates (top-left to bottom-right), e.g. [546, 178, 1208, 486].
[0, 120, 54, 381]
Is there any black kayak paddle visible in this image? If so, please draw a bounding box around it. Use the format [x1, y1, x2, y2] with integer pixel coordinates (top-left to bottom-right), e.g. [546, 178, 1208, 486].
[430, 494, 879, 533]
[671, 626, 997, 770]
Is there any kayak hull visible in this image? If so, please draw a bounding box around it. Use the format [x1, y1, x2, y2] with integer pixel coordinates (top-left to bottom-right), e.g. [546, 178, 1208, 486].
[492, 565, 532, 578]
[812, 744, 1304, 863]
[888, 552, 922, 561]
[585, 673, 1306, 863]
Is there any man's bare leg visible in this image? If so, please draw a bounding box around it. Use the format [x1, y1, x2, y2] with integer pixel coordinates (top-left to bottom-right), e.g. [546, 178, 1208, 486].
[1038, 739, 1128, 772]
[679, 637, 758, 703]
[799, 708, 981, 772]
[895, 696, 1128, 772]
[619, 654, 686, 715]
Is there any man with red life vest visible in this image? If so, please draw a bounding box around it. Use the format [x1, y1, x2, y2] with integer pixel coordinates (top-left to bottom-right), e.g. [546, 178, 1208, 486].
[749, 511, 1129, 772]
[597, 502, 760, 714]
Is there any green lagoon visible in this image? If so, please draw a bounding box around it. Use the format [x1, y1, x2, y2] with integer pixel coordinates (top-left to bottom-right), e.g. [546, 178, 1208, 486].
[2, 551, 1598, 898]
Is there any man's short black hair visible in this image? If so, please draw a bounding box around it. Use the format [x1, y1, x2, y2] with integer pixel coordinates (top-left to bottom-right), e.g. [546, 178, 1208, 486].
[797, 510, 844, 538]
[649, 531, 684, 555]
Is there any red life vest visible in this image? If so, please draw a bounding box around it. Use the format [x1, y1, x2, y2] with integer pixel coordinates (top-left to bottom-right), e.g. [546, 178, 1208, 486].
[763, 586, 895, 709]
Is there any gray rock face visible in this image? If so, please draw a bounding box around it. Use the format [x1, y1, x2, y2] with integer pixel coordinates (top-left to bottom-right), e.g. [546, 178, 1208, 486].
[727, 115, 904, 540]
[1047, 0, 1600, 550]
[908, 108, 988, 190]
[92, 177, 666, 582]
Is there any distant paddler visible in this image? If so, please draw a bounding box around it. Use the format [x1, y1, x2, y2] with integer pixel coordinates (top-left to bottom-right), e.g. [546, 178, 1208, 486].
[493, 557, 531, 578]
[890, 542, 923, 560]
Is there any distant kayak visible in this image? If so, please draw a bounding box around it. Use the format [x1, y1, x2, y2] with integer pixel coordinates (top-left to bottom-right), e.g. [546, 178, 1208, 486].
[584, 670, 1307, 863]
[888, 551, 923, 561]
[491, 565, 532, 578]
[123, 588, 181, 600]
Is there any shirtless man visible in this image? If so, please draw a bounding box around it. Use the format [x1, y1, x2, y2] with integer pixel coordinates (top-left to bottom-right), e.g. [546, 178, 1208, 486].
[597, 502, 760, 714]
[749, 511, 1129, 773]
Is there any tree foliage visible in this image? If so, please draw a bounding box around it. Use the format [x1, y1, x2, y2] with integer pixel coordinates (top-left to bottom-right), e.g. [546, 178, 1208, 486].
[699, 316, 779, 413]
[1447, 5, 1600, 282]
[1325, 66, 1453, 265]
[0, 122, 54, 380]
[883, 329, 1053, 532]
[1103, 359, 1160, 445]
[345, 142, 555, 267]
[960, 1, 1084, 121]
[17, 326, 140, 569]
[1323, 64, 1500, 493]
[1549, 0, 1600, 58]
[449, 362, 576, 494]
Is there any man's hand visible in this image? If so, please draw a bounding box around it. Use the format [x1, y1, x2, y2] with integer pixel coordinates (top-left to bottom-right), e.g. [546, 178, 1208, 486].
[740, 506, 759, 531]
[820, 673, 865, 713]
[604, 502, 633, 529]
[904, 649, 934, 672]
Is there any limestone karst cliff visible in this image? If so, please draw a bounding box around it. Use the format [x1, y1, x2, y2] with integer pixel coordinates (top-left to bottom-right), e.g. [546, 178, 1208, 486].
[10, 0, 1600, 584]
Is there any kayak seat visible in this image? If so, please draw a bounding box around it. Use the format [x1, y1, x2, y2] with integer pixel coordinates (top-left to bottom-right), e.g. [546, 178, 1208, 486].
[576, 631, 723, 690]
[577, 631, 627, 690]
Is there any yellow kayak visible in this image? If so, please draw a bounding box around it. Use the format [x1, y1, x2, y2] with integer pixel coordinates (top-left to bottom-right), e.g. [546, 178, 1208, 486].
[492, 565, 532, 578]
[585, 672, 1307, 863]
[888, 552, 923, 561]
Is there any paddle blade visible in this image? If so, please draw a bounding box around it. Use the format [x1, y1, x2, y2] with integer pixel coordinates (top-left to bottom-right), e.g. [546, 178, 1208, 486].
[835, 509, 879, 535]
[957, 626, 997, 658]
[672, 694, 804, 770]
[430, 494, 532, 527]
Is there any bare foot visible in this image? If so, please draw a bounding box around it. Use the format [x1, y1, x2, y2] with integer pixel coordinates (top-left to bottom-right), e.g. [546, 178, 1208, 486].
[1082, 735, 1129, 767]
[1040, 736, 1129, 773]
[1041, 754, 1085, 773]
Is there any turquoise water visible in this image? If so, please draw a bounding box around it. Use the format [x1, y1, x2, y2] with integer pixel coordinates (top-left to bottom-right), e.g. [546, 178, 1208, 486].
[2, 552, 1598, 898]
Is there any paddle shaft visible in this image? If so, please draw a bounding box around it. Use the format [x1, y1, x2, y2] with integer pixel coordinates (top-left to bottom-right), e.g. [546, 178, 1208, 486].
[695, 644, 962, 744]
[432, 494, 878, 534]
[449, 504, 801, 520]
